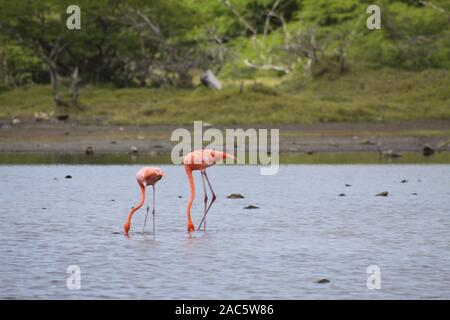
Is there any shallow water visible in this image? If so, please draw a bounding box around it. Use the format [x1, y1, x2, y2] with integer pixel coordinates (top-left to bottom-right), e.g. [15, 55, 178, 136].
[0, 164, 449, 299]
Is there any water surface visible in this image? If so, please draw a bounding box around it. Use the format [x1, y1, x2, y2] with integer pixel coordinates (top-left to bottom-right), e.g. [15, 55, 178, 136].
[0, 164, 449, 299]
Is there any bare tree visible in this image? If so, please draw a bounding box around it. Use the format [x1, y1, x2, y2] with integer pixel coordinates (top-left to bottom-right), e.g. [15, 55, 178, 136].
[36, 41, 82, 109]
[0, 12, 83, 110]
[220, 0, 362, 77]
[220, 0, 309, 75]
[121, 5, 229, 87]
[420, 1, 450, 19]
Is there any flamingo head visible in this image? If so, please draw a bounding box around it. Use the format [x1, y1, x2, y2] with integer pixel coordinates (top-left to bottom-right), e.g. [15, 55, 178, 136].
[123, 222, 131, 235]
[211, 150, 236, 162]
[157, 170, 166, 180]
[155, 168, 166, 177]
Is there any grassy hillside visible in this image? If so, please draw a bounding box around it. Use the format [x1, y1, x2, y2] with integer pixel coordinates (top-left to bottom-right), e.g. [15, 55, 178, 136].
[0, 68, 449, 126]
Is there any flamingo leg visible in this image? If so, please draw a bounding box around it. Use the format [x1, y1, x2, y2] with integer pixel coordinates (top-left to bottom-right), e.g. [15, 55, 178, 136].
[152, 185, 156, 235]
[143, 187, 150, 235]
[198, 171, 208, 231]
[198, 171, 216, 230]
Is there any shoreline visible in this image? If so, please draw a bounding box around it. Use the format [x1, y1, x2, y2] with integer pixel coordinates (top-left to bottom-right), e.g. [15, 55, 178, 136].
[1, 120, 450, 155]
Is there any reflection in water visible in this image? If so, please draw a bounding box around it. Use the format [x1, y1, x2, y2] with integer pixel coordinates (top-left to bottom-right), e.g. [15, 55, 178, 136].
[0, 164, 450, 299]
[1, 152, 450, 165]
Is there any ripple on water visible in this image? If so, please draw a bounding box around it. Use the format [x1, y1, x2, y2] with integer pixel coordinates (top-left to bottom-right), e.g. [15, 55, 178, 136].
[0, 164, 449, 299]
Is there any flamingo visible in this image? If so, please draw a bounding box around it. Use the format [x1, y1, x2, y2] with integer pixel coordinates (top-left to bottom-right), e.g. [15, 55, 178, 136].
[123, 167, 165, 235]
[183, 149, 235, 232]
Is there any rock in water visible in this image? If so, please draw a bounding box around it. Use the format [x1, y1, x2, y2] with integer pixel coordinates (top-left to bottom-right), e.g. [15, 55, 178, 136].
[65, 175, 72, 179]
[376, 191, 389, 197]
[200, 70, 222, 90]
[317, 279, 330, 284]
[422, 145, 435, 157]
[244, 205, 259, 209]
[227, 193, 245, 199]
[401, 179, 408, 183]
[338, 193, 346, 197]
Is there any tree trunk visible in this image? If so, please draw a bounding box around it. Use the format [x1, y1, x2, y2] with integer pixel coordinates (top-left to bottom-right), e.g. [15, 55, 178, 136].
[48, 63, 68, 108]
[70, 67, 81, 108]
[36, 42, 82, 110]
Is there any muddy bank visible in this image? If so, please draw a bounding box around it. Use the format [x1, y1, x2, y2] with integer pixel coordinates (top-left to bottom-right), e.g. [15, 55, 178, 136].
[1, 120, 449, 154]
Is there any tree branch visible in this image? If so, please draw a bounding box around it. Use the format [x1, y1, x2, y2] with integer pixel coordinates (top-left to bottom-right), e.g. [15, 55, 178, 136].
[220, 0, 257, 35]
[243, 58, 290, 74]
[263, 0, 281, 36]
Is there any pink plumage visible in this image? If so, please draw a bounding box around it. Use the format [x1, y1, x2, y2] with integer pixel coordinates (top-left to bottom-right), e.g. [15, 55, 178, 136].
[183, 149, 235, 232]
[136, 167, 166, 186]
[183, 149, 234, 171]
[123, 166, 165, 235]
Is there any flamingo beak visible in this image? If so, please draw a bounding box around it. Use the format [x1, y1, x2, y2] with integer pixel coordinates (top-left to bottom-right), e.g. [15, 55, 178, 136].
[224, 153, 237, 161]
[124, 223, 130, 235]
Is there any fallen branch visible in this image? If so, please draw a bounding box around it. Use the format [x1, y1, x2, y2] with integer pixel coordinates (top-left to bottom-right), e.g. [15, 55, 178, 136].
[243, 59, 290, 74]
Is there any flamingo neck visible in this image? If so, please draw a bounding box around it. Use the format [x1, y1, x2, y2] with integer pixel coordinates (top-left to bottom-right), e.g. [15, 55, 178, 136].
[126, 182, 146, 225]
[185, 166, 195, 224]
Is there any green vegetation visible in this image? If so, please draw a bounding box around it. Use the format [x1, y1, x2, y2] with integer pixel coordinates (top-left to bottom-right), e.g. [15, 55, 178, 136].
[1, 68, 449, 125]
[0, 0, 449, 125]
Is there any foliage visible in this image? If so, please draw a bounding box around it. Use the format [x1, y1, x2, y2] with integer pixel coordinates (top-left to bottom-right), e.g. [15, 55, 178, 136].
[1, 68, 449, 125]
[0, 43, 43, 87]
[0, 0, 449, 88]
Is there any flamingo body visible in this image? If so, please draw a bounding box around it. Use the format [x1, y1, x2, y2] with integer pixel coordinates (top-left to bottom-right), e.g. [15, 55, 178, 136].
[183, 149, 235, 232]
[183, 149, 217, 170]
[136, 167, 165, 186]
[123, 167, 165, 234]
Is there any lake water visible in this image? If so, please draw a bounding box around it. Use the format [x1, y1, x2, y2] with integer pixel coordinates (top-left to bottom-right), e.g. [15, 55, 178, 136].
[0, 164, 449, 299]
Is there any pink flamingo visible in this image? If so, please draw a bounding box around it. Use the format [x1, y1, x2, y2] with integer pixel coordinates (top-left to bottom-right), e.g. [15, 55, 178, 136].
[183, 149, 235, 232]
[123, 167, 165, 235]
